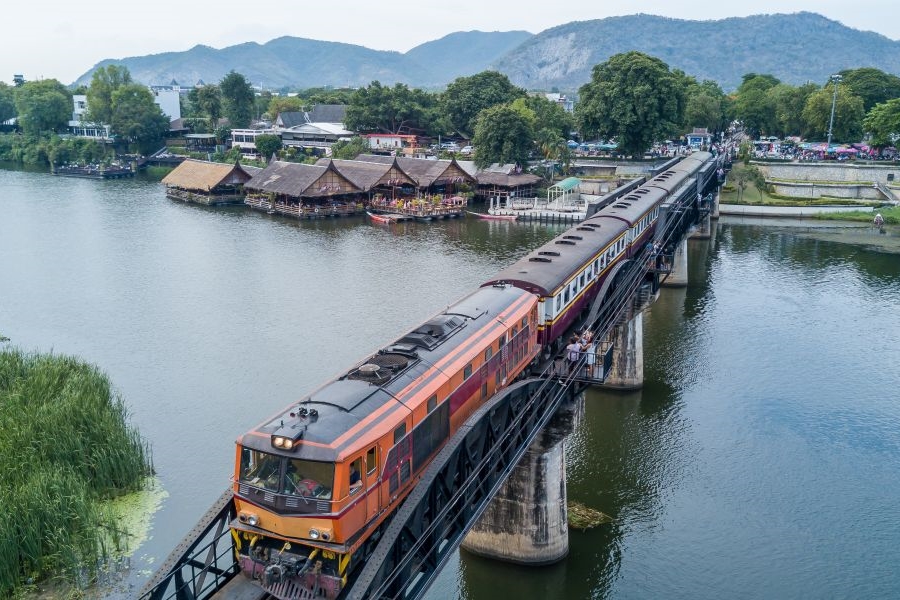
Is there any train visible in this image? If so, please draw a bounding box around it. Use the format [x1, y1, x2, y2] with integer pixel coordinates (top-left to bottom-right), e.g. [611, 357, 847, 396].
[230, 152, 714, 600]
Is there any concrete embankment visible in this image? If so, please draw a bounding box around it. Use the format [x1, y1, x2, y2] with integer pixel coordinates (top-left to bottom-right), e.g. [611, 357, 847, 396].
[719, 204, 874, 217]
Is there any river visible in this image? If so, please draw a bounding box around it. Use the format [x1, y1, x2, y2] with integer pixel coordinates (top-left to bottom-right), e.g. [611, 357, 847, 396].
[2, 168, 899, 599]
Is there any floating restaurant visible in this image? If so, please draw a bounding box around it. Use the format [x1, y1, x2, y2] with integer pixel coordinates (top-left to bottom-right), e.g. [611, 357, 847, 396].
[162, 159, 260, 205]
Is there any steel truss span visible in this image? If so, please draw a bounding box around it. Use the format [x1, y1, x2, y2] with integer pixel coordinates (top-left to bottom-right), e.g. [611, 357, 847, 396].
[346, 377, 579, 600]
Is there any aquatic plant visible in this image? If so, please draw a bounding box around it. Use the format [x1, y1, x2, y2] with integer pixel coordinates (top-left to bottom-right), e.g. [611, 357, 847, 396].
[0, 348, 152, 596]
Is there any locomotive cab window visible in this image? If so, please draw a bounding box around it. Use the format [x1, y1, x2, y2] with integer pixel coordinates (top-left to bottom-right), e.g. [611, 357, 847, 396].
[394, 423, 406, 443]
[240, 447, 334, 500]
[366, 446, 377, 475]
[349, 457, 363, 493]
[427, 394, 438, 413]
[464, 363, 473, 379]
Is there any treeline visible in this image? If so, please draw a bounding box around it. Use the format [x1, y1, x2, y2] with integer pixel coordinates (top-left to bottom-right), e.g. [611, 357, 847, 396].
[4, 53, 900, 171]
[0, 347, 152, 597]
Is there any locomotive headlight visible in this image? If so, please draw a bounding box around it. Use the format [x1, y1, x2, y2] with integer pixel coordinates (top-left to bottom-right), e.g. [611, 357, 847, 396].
[282, 439, 294, 450]
[238, 511, 260, 527]
[308, 528, 320, 540]
[273, 437, 284, 448]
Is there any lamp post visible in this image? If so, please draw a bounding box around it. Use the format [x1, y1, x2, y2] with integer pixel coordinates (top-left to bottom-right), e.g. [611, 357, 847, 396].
[826, 74, 842, 146]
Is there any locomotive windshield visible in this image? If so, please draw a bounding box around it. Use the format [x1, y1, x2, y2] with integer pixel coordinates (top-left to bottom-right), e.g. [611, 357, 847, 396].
[239, 448, 334, 500]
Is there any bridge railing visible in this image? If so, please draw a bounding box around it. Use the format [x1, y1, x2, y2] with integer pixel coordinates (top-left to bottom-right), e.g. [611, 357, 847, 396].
[137, 489, 240, 600]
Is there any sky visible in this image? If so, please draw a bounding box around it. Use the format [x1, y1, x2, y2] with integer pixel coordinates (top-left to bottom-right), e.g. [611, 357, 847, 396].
[3, 0, 899, 85]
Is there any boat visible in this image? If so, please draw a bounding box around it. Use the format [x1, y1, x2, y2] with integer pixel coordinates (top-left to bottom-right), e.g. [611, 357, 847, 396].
[467, 211, 518, 221]
[366, 211, 396, 224]
[52, 164, 135, 179]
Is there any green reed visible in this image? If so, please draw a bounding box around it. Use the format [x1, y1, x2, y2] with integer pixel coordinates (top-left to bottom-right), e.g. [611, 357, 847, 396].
[0, 348, 152, 596]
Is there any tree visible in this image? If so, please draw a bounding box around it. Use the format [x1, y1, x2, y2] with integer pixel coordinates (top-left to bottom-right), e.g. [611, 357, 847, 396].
[345, 81, 444, 135]
[732, 74, 781, 138]
[802, 83, 865, 143]
[254, 134, 282, 162]
[110, 84, 169, 153]
[471, 104, 534, 169]
[14, 79, 71, 134]
[86, 65, 133, 125]
[188, 85, 222, 131]
[442, 71, 526, 136]
[220, 71, 255, 128]
[330, 136, 370, 160]
[863, 98, 900, 148]
[770, 83, 818, 138]
[576, 51, 684, 157]
[512, 95, 573, 139]
[838, 68, 900, 113]
[267, 96, 305, 122]
[683, 80, 726, 134]
[0, 82, 15, 124]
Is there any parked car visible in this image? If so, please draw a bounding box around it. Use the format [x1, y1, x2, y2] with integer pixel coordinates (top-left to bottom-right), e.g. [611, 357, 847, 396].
[460, 146, 473, 155]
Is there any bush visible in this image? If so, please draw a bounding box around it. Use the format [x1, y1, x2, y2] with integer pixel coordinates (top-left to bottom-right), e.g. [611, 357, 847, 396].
[0, 349, 152, 596]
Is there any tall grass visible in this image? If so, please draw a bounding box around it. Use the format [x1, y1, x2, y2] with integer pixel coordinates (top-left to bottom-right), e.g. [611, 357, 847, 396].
[0, 348, 152, 596]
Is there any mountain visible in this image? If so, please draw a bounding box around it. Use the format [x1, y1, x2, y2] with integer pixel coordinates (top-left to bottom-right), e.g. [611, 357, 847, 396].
[495, 12, 900, 91]
[73, 13, 900, 92]
[76, 37, 433, 89]
[405, 30, 532, 82]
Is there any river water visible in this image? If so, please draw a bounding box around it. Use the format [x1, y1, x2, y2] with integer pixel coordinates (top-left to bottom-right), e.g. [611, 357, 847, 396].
[2, 169, 899, 599]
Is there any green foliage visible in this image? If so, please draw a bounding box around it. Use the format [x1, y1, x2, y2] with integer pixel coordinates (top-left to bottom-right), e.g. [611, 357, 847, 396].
[0, 348, 151, 596]
[512, 95, 573, 139]
[0, 133, 109, 167]
[442, 71, 526, 136]
[802, 83, 865, 143]
[299, 87, 356, 106]
[863, 98, 900, 147]
[0, 82, 16, 124]
[732, 74, 781, 138]
[14, 80, 72, 134]
[770, 83, 818, 138]
[220, 71, 255, 128]
[472, 103, 534, 168]
[188, 85, 223, 130]
[838, 67, 900, 113]
[330, 136, 370, 160]
[85, 65, 133, 125]
[110, 84, 170, 154]
[345, 81, 445, 135]
[267, 96, 305, 121]
[576, 51, 684, 157]
[254, 134, 282, 161]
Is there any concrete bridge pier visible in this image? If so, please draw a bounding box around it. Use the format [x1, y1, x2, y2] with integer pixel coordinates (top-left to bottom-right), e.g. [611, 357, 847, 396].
[690, 212, 712, 240]
[602, 308, 644, 390]
[661, 238, 689, 287]
[710, 190, 720, 219]
[461, 396, 583, 565]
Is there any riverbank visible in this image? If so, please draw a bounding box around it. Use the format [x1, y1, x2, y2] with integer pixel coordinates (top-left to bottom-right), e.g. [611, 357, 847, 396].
[0, 347, 153, 598]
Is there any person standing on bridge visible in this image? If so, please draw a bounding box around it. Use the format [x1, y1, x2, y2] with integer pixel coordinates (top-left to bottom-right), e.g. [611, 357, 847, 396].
[566, 336, 581, 375]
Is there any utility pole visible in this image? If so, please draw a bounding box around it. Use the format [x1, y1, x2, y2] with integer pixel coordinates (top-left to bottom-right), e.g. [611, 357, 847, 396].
[827, 74, 842, 146]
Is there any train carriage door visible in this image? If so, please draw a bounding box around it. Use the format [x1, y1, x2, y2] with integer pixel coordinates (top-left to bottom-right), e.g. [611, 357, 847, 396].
[365, 446, 379, 519]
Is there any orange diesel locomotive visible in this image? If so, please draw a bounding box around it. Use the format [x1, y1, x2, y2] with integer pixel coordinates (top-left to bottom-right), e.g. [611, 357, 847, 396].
[231, 284, 540, 599]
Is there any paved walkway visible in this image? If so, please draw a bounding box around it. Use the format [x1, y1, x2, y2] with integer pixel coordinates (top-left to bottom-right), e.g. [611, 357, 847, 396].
[719, 204, 873, 217]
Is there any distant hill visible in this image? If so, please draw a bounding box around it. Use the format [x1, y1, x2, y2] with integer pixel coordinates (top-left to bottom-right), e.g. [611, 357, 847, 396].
[405, 30, 533, 83]
[495, 12, 900, 91]
[74, 13, 900, 92]
[74, 32, 530, 90]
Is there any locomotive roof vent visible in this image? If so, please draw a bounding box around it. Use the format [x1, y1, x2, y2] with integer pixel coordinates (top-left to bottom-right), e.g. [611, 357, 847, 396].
[555, 240, 576, 245]
[576, 227, 594, 231]
[563, 235, 583, 240]
[346, 351, 412, 383]
[538, 250, 561, 256]
[398, 315, 463, 350]
[635, 189, 649, 194]
[614, 202, 631, 208]
[529, 256, 552, 262]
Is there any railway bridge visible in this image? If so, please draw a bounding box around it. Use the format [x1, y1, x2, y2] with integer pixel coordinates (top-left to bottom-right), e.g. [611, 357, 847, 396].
[138, 153, 725, 600]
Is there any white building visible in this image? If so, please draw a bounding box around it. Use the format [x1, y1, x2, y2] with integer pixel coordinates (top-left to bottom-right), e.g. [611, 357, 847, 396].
[69, 87, 181, 140]
[230, 128, 277, 157]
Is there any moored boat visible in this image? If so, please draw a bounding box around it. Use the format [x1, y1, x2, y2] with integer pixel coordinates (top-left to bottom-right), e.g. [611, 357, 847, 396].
[467, 211, 518, 221]
[366, 211, 396, 224]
